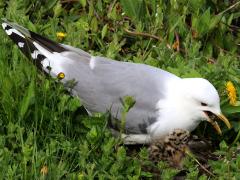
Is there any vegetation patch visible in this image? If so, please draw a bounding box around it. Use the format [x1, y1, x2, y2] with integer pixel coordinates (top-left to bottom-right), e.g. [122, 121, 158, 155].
[0, 0, 240, 178]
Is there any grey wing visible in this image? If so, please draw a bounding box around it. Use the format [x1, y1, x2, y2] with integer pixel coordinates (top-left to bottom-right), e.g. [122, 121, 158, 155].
[62, 54, 175, 134]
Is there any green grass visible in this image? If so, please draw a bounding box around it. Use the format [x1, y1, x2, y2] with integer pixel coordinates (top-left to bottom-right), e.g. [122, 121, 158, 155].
[0, 0, 240, 179]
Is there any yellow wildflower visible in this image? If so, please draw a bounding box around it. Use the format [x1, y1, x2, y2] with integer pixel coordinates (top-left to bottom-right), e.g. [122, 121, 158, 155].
[56, 32, 66, 41]
[40, 165, 48, 176]
[226, 81, 237, 106]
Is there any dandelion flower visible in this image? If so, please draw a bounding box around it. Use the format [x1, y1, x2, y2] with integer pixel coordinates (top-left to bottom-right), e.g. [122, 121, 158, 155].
[226, 81, 237, 106]
[56, 32, 66, 41]
[40, 165, 48, 176]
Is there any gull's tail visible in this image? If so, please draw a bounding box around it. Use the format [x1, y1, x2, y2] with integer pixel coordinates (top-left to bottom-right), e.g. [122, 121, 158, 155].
[1, 18, 67, 71]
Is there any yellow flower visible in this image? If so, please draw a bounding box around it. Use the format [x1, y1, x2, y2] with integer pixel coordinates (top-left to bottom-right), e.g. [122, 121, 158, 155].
[226, 81, 237, 106]
[40, 165, 48, 175]
[56, 32, 66, 40]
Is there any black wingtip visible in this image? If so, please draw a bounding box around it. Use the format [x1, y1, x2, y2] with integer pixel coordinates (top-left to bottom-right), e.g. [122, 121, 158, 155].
[29, 30, 66, 53]
[2, 19, 66, 53]
[1, 19, 69, 72]
[1, 19, 46, 70]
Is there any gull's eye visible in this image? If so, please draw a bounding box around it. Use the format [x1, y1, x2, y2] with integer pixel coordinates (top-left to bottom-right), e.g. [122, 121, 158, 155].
[201, 102, 207, 106]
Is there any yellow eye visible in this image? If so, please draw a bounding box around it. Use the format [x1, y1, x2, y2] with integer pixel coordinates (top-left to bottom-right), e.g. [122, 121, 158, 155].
[57, 72, 65, 80]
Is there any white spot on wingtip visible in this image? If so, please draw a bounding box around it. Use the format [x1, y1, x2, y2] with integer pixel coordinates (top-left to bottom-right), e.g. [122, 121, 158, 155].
[33, 41, 68, 77]
[41, 58, 50, 69]
[32, 41, 52, 69]
[2, 23, 7, 29]
[89, 56, 96, 69]
[31, 50, 41, 59]
[18, 42, 24, 48]
[5, 28, 25, 38]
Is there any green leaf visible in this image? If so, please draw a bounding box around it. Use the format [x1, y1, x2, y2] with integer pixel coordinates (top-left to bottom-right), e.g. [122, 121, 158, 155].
[107, 3, 118, 20]
[79, 0, 87, 8]
[192, 8, 212, 36]
[209, 13, 222, 30]
[121, 96, 136, 112]
[58, 94, 69, 112]
[227, 13, 234, 26]
[231, 121, 240, 132]
[120, 0, 139, 19]
[222, 105, 240, 115]
[96, 0, 103, 11]
[76, 19, 89, 31]
[44, 0, 58, 12]
[90, 17, 98, 32]
[88, 0, 94, 17]
[219, 140, 228, 151]
[201, 8, 211, 26]
[87, 126, 98, 140]
[149, 0, 157, 15]
[19, 80, 35, 119]
[101, 24, 108, 39]
[53, 1, 62, 18]
[137, 0, 147, 21]
[116, 147, 126, 162]
[120, 0, 146, 21]
[68, 97, 81, 112]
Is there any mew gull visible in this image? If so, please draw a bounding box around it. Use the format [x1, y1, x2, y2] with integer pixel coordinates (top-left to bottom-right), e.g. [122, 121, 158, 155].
[1, 19, 231, 144]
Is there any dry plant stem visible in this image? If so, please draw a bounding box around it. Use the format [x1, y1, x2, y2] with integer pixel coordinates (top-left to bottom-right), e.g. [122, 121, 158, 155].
[186, 150, 215, 177]
[124, 29, 187, 53]
[215, 44, 240, 58]
[219, 1, 240, 15]
[87, 0, 100, 20]
[220, 22, 240, 33]
[61, 0, 79, 3]
[108, 0, 118, 15]
[124, 28, 171, 49]
[174, 31, 180, 52]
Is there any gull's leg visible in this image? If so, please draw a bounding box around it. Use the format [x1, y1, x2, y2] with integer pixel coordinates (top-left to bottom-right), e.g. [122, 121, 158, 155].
[122, 134, 152, 144]
[110, 129, 152, 144]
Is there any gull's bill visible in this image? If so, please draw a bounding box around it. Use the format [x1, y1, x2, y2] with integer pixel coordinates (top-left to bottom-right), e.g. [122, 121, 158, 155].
[207, 118, 222, 135]
[206, 113, 231, 135]
[217, 114, 231, 129]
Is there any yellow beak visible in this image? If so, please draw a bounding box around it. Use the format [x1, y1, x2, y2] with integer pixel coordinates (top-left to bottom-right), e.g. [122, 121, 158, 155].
[217, 114, 231, 129]
[206, 113, 231, 135]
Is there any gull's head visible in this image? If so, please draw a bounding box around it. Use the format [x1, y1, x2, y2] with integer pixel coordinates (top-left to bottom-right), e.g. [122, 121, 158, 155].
[152, 78, 231, 138]
[178, 78, 231, 134]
